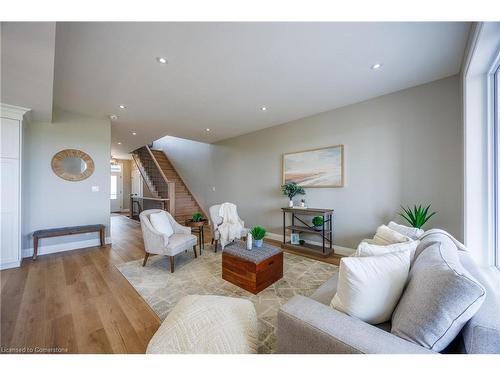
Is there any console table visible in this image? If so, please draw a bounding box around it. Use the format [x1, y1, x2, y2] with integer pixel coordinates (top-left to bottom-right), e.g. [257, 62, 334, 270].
[281, 207, 334, 256]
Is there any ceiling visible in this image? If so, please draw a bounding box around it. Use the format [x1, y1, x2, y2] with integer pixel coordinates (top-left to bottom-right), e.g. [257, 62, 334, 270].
[1, 22, 56, 122]
[52, 22, 470, 158]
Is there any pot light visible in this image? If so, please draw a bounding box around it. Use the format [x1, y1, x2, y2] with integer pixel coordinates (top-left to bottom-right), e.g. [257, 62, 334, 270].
[117, 142, 122, 145]
[156, 57, 168, 64]
[261, 106, 267, 111]
[119, 105, 126, 109]
[206, 128, 211, 132]
[109, 114, 118, 120]
[132, 132, 137, 135]
[371, 63, 382, 70]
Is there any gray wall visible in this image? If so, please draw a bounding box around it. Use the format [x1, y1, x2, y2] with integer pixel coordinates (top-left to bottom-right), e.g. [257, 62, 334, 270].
[149, 76, 462, 249]
[153, 136, 216, 211]
[22, 110, 111, 255]
[211, 76, 462, 248]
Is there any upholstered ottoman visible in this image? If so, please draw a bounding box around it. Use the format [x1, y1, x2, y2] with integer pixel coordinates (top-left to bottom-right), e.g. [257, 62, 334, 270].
[146, 295, 258, 354]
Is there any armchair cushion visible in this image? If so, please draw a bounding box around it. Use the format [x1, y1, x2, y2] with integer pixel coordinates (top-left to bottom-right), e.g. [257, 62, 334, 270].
[165, 233, 197, 255]
[150, 211, 174, 237]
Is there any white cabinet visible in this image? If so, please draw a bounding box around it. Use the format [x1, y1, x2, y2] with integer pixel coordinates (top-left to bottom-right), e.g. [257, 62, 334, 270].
[1, 104, 30, 270]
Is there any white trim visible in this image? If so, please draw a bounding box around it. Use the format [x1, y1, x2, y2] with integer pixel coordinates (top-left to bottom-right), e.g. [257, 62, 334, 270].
[265, 231, 355, 256]
[22, 236, 112, 259]
[0, 103, 31, 121]
[0, 260, 22, 270]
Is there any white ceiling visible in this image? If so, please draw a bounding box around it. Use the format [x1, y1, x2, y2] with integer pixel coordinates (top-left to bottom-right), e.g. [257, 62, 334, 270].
[52, 22, 470, 159]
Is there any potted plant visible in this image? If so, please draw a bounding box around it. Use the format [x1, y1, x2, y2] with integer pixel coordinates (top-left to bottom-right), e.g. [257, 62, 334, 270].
[281, 182, 305, 208]
[312, 216, 324, 230]
[398, 204, 436, 228]
[191, 212, 204, 222]
[250, 226, 266, 248]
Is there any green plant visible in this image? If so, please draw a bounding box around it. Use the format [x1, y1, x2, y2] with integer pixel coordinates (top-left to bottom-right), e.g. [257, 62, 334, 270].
[281, 182, 305, 200]
[312, 216, 324, 227]
[299, 239, 305, 245]
[250, 226, 267, 240]
[191, 212, 203, 222]
[399, 204, 436, 229]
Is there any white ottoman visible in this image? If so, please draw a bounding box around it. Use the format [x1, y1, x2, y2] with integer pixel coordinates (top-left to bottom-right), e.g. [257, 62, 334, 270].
[146, 295, 259, 354]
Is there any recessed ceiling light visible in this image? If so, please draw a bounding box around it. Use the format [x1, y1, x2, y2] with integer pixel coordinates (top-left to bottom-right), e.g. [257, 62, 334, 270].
[371, 63, 382, 70]
[109, 114, 118, 120]
[261, 106, 267, 111]
[156, 57, 168, 64]
[132, 132, 137, 135]
[206, 128, 211, 132]
[119, 105, 126, 109]
[117, 142, 122, 145]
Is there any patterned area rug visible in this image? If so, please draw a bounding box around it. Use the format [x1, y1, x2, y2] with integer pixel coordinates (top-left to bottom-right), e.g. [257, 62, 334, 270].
[116, 246, 338, 353]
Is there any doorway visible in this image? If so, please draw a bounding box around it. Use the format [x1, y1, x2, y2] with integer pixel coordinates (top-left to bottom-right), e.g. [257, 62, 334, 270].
[110, 163, 123, 213]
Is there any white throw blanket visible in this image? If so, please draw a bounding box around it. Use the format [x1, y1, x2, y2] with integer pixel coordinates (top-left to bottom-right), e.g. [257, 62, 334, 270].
[419, 228, 468, 251]
[218, 202, 244, 249]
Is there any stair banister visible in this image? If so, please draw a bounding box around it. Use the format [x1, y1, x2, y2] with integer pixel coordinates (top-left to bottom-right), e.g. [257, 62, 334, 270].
[145, 145, 176, 216]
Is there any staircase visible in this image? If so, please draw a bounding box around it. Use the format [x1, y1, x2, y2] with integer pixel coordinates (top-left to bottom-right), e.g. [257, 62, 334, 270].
[132, 145, 209, 225]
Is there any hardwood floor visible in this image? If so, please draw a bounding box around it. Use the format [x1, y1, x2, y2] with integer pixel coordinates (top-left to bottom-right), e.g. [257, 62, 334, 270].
[0, 215, 338, 354]
[0, 215, 161, 354]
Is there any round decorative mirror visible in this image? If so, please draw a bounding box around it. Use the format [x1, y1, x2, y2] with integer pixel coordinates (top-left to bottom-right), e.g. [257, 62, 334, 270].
[51, 149, 95, 181]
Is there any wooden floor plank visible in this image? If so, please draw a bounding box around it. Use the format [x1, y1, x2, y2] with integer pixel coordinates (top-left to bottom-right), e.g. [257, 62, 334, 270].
[0, 215, 160, 353]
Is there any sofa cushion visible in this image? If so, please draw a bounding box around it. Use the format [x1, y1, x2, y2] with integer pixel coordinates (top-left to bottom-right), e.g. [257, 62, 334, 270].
[458, 252, 500, 353]
[331, 250, 411, 324]
[310, 273, 339, 305]
[354, 240, 420, 263]
[388, 221, 424, 240]
[373, 225, 412, 245]
[391, 241, 486, 352]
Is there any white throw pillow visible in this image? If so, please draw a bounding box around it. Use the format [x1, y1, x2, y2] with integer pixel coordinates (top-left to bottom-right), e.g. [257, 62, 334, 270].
[388, 221, 424, 240]
[331, 250, 411, 324]
[150, 211, 174, 237]
[354, 240, 420, 263]
[372, 225, 411, 245]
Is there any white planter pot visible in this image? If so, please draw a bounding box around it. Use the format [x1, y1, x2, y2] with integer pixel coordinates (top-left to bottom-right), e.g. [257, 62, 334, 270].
[289, 200, 294, 207]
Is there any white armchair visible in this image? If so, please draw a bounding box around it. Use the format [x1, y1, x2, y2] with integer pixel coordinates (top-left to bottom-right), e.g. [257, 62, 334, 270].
[209, 204, 249, 252]
[139, 209, 198, 273]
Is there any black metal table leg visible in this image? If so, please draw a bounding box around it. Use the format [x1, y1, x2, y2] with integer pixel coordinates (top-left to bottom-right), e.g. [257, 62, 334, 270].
[322, 214, 325, 253]
[283, 211, 286, 244]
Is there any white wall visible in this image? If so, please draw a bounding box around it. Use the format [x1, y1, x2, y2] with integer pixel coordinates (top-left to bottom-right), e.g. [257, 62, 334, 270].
[210, 76, 462, 249]
[22, 110, 111, 257]
[157, 76, 463, 250]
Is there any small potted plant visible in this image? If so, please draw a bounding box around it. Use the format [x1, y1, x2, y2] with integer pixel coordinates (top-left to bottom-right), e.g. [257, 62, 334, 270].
[250, 226, 266, 248]
[312, 216, 324, 230]
[398, 204, 436, 228]
[281, 182, 305, 208]
[191, 212, 204, 222]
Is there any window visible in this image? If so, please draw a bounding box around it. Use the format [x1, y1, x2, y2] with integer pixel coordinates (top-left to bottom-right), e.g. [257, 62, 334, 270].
[110, 175, 118, 200]
[494, 62, 500, 268]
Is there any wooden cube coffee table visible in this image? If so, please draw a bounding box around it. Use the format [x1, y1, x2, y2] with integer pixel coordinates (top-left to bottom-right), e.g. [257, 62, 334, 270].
[222, 241, 283, 294]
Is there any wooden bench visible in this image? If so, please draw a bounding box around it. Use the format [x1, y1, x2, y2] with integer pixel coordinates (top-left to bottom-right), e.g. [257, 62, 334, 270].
[32, 224, 106, 260]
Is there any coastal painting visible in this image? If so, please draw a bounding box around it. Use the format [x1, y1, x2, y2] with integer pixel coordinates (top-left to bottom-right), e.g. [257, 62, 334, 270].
[282, 145, 344, 187]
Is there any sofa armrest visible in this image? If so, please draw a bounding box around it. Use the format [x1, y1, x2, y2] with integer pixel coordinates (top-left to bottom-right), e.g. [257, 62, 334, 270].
[277, 295, 435, 354]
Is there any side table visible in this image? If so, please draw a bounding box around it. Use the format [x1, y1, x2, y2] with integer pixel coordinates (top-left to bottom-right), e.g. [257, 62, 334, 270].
[185, 219, 207, 253]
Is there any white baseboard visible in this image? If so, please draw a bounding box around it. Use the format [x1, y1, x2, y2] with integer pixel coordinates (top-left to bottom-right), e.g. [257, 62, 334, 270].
[265, 232, 355, 256]
[0, 260, 22, 270]
[22, 237, 112, 259]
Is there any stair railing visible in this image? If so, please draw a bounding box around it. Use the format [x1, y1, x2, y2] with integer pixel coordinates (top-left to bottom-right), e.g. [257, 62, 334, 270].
[144, 145, 176, 216]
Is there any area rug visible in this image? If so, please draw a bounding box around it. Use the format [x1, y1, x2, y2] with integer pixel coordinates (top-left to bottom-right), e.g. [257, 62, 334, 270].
[116, 246, 338, 353]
